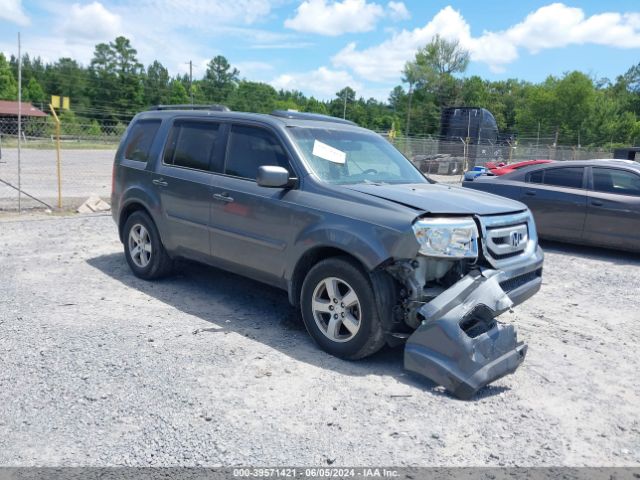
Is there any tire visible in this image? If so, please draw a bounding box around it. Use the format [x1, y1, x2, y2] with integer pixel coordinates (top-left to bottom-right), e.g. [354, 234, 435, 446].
[300, 256, 386, 360]
[123, 211, 173, 280]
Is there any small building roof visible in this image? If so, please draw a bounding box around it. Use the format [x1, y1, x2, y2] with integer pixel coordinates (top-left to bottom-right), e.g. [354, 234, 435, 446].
[0, 100, 47, 117]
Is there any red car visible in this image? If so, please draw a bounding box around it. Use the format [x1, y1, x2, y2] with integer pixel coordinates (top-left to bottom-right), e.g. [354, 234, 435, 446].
[485, 159, 554, 175]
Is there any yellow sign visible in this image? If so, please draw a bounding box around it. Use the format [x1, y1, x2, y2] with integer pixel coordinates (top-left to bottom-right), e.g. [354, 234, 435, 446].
[62, 97, 70, 110]
[51, 95, 60, 108]
[389, 121, 397, 141]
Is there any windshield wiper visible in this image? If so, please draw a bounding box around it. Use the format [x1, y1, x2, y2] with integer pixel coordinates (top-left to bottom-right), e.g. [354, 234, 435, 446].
[363, 179, 386, 186]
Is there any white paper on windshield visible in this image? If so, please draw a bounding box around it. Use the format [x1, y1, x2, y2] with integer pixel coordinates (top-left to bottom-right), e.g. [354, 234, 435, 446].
[312, 140, 346, 164]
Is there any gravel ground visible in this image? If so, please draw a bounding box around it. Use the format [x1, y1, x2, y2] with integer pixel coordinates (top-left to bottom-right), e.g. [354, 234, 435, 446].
[0, 213, 639, 467]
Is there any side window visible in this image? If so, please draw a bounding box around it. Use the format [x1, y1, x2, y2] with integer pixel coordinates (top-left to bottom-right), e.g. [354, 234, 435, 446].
[527, 170, 543, 184]
[543, 167, 584, 189]
[124, 120, 161, 162]
[592, 168, 640, 196]
[163, 121, 221, 172]
[225, 125, 290, 180]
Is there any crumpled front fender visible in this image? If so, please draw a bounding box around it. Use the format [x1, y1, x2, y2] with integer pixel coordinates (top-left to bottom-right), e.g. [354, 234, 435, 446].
[404, 269, 528, 400]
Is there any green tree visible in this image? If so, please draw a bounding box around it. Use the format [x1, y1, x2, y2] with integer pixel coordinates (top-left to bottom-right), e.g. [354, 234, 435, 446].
[517, 72, 595, 145]
[45, 58, 89, 109]
[401, 62, 423, 134]
[168, 79, 189, 104]
[202, 55, 239, 104]
[111, 36, 144, 113]
[460, 76, 488, 106]
[0, 53, 17, 100]
[329, 87, 356, 119]
[303, 97, 328, 114]
[144, 60, 170, 106]
[228, 81, 277, 112]
[88, 36, 143, 120]
[87, 119, 102, 136]
[24, 77, 46, 104]
[418, 35, 470, 76]
[413, 34, 470, 108]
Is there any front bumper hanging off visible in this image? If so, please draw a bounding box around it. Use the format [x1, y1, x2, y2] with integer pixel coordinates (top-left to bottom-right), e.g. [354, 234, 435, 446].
[404, 269, 533, 400]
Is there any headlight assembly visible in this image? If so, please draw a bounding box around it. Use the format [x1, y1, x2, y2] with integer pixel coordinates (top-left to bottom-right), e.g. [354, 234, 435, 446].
[412, 217, 479, 259]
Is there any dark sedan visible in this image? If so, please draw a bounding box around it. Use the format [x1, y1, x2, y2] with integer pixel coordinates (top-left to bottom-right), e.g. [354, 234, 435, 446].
[462, 159, 640, 252]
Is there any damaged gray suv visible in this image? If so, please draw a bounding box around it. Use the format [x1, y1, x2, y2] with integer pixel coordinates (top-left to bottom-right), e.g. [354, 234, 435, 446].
[111, 106, 544, 399]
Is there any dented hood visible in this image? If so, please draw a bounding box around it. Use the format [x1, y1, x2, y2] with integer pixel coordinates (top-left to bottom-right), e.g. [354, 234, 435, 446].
[344, 183, 526, 216]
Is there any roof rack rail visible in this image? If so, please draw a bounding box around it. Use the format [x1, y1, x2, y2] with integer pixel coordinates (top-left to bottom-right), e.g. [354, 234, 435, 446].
[149, 104, 231, 112]
[270, 110, 356, 126]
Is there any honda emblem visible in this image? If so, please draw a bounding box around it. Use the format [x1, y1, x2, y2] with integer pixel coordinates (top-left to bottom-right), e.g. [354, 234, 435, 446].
[510, 231, 524, 248]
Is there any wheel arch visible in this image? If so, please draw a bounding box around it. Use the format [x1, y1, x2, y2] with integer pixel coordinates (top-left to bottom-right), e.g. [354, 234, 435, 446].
[288, 245, 389, 307]
[118, 201, 154, 243]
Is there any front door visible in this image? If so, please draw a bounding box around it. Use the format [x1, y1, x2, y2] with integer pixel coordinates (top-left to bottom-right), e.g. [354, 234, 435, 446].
[583, 167, 640, 250]
[209, 124, 295, 286]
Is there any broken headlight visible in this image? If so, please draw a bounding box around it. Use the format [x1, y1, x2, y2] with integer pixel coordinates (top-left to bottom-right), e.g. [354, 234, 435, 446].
[412, 217, 479, 259]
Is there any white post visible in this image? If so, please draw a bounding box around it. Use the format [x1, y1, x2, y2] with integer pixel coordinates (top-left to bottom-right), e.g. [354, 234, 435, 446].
[17, 32, 22, 214]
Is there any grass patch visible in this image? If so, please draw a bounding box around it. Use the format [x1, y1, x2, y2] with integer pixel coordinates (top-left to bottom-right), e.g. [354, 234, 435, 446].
[1, 138, 118, 150]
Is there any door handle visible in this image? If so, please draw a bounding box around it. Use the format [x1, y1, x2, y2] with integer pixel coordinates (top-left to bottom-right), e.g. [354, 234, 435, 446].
[524, 190, 536, 196]
[213, 192, 234, 203]
[152, 178, 168, 187]
[591, 200, 604, 207]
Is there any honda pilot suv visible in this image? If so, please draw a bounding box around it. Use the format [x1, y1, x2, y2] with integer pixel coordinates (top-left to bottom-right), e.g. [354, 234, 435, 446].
[111, 106, 544, 399]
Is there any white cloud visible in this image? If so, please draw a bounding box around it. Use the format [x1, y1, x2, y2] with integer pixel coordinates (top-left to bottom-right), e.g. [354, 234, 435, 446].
[387, 1, 409, 21]
[270, 66, 361, 99]
[60, 2, 122, 41]
[503, 4, 640, 52]
[284, 0, 385, 36]
[332, 3, 640, 79]
[0, 0, 30, 26]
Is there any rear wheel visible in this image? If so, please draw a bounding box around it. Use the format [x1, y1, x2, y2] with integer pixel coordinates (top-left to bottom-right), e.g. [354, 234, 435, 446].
[300, 257, 385, 360]
[123, 211, 173, 280]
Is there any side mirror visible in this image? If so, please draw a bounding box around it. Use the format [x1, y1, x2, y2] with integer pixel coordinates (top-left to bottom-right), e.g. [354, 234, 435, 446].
[257, 165, 291, 188]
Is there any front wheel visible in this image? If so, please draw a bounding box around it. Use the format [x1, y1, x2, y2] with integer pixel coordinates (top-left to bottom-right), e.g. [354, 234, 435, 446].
[300, 257, 386, 360]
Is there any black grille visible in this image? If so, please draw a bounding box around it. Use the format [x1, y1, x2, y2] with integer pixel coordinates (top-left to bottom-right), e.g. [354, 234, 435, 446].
[499, 269, 542, 292]
[488, 249, 523, 260]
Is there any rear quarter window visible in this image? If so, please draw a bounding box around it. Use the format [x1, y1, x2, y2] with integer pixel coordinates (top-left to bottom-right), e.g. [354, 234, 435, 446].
[526, 170, 543, 183]
[123, 120, 161, 162]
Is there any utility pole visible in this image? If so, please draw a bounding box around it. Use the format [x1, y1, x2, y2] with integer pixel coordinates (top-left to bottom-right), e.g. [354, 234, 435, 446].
[17, 32, 22, 214]
[405, 85, 413, 136]
[189, 60, 193, 104]
[342, 90, 347, 119]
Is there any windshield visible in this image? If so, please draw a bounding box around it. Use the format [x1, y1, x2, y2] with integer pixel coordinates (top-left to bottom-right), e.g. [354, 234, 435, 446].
[288, 127, 427, 185]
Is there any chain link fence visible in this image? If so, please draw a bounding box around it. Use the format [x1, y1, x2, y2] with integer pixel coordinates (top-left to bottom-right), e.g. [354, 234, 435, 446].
[0, 118, 125, 147]
[384, 134, 613, 180]
[0, 118, 121, 211]
[0, 120, 618, 212]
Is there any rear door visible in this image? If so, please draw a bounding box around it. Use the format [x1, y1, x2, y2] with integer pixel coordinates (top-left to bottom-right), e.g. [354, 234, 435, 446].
[583, 167, 640, 251]
[519, 166, 587, 241]
[209, 123, 296, 286]
[155, 119, 224, 260]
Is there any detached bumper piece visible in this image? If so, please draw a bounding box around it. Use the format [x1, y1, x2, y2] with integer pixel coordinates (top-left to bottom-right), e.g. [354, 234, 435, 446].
[404, 269, 527, 400]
